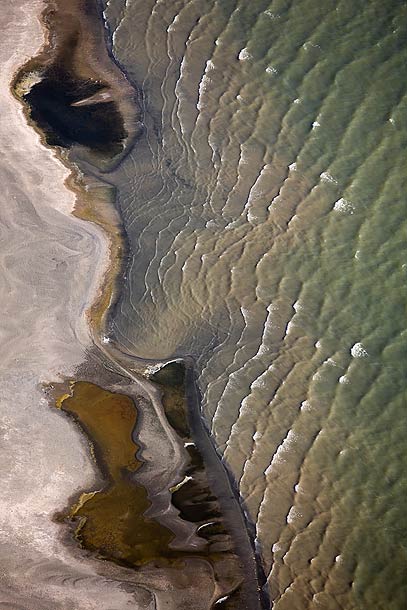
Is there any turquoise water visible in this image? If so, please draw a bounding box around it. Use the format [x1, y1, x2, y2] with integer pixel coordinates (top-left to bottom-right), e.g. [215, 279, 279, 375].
[101, 0, 407, 607]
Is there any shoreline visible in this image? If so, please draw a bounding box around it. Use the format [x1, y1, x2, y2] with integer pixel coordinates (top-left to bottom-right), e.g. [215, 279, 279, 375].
[7, 1, 267, 608]
[10, 0, 138, 341]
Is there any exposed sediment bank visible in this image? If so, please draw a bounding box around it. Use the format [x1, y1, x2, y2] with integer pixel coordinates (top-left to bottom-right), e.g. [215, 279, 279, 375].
[3, 0, 266, 608]
[0, 1, 137, 608]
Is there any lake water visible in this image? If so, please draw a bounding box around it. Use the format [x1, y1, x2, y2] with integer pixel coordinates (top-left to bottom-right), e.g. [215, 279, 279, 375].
[99, 1, 407, 607]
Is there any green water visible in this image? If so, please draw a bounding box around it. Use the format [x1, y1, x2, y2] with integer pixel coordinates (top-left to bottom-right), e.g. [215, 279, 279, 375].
[100, 0, 407, 607]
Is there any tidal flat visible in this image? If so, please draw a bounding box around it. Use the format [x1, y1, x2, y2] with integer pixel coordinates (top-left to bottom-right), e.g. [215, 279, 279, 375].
[0, 0, 264, 608]
[2, 0, 406, 609]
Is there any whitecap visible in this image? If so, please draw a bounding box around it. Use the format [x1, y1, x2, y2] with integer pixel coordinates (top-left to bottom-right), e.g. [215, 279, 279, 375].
[238, 48, 252, 61]
[251, 375, 267, 390]
[320, 171, 337, 184]
[351, 342, 368, 358]
[264, 10, 280, 19]
[303, 41, 321, 50]
[333, 198, 355, 214]
[287, 506, 302, 524]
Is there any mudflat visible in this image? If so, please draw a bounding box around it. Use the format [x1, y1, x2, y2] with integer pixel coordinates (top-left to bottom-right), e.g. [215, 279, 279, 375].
[0, 3, 264, 609]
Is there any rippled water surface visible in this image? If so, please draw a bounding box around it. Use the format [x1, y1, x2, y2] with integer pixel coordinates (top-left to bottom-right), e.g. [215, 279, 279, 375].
[100, 1, 407, 607]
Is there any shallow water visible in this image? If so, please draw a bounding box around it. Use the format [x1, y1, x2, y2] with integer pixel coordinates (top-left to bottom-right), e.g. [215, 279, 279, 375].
[99, 1, 406, 607]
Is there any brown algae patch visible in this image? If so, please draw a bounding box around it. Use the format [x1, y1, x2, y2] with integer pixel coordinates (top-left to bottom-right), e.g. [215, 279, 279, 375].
[57, 381, 181, 567]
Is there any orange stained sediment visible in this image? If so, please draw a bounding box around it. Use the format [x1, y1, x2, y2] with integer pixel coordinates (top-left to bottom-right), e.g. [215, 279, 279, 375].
[58, 381, 179, 567]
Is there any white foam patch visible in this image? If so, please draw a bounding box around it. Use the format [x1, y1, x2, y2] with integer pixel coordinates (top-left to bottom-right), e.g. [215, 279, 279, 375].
[264, 10, 279, 19]
[197, 74, 212, 110]
[167, 13, 180, 32]
[287, 506, 302, 524]
[293, 300, 303, 312]
[351, 342, 368, 358]
[257, 344, 269, 356]
[303, 41, 321, 50]
[238, 48, 252, 61]
[320, 171, 338, 184]
[251, 373, 267, 390]
[333, 198, 355, 214]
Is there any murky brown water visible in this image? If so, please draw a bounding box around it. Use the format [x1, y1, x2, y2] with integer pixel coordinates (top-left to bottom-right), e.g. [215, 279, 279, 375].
[96, 1, 407, 608]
